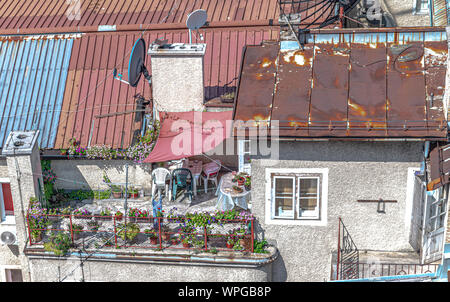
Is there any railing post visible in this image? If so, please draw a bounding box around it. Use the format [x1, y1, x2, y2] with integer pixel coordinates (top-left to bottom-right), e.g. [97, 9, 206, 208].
[204, 226, 207, 251]
[69, 214, 74, 245]
[158, 217, 162, 250]
[26, 212, 33, 246]
[113, 215, 118, 248]
[251, 219, 254, 253]
[336, 217, 341, 281]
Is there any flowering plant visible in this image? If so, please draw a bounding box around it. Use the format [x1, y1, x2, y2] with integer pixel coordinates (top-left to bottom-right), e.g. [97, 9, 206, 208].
[128, 208, 149, 218]
[99, 208, 112, 217]
[27, 199, 49, 238]
[72, 208, 92, 217]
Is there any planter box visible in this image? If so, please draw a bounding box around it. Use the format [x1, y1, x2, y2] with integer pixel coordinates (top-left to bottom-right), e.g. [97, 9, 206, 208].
[112, 192, 122, 198]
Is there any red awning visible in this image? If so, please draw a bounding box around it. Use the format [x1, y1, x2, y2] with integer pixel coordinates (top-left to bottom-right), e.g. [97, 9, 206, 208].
[143, 111, 233, 163]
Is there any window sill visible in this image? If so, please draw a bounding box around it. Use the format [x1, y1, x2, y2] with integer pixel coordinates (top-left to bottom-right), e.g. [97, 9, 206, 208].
[266, 218, 327, 226]
[0, 215, 16, 226]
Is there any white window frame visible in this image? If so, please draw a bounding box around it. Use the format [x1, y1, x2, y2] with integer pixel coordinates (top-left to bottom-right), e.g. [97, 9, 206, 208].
[0, 265, 22, 282]
[238, 139, 252, 174]
[265, 168, 328, 226]
[272, 176, 295, 219]
[413, 0, 430, 15]
[297, 176, 320, 219]
[0, 177, 15, 225]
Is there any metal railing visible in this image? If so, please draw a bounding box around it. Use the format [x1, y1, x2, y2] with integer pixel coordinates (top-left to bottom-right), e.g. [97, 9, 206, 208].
[26, 213, 255, 253]
[356, 263, 439, 279]
[336, 217, 360, 280]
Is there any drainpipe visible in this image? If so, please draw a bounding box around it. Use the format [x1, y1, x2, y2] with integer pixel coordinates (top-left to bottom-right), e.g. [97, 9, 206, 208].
[428, 0, 433, 27]
[421, 141, 431, 175]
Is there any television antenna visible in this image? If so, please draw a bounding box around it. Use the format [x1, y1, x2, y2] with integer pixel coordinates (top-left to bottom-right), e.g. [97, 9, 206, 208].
[186, 9, 208, 44]
[113, 38, 152, 87]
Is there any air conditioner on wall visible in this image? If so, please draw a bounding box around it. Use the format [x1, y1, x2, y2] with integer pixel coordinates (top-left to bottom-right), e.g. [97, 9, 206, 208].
[0, 226, 17, 245]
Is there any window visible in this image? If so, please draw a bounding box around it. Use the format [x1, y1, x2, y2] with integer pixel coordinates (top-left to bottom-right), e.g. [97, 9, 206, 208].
[5, 269, 22, 282]
[414, 0, 429, 14]
[266, 168, 328, 226]
[238, 139, 251, 174]
[0, 180, 14, 222]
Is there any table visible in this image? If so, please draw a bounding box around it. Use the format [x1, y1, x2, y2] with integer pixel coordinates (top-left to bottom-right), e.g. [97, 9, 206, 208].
[182, 159, 203, 196]
[215, 173, 251, 211]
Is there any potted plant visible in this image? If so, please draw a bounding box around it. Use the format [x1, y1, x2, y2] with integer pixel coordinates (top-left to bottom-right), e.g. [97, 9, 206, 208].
[161, 225, 171, 241]
[43, 232, 72, 256]
[47, 208, 61, 222]
[244, 176, 251, 191]
[237, 176, 246, 186]
[182, 237, 191, 248]
[144, 229, 158, 245]
[226, 237, 235, 249]
[111, 185, 122, 198]
[73, 208, 92, 219]
[96, 207, 112, 221]
[114, 210, 123, 221]
[170, 235, 180, 246]
[129, 186, 139, 199]
[87, 220, 101, 232]
[117, 223, 140, 244]
[72, 224, 84, 240]
[128, 208, 150, 223]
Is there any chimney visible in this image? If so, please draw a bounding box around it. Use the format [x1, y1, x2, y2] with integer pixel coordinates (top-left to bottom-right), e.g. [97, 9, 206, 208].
[148, 43, 206, 113]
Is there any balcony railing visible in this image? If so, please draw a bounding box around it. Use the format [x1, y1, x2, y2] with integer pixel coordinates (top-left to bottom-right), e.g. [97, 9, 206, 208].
[26, 213, 255, 253]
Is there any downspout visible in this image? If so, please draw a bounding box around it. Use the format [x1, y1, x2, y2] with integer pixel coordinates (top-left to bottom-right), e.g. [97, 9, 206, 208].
[429, 0, 434, 26]
[421, 141, 431, 175]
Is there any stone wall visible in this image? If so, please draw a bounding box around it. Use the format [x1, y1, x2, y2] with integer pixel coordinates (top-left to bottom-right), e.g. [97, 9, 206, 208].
[250, 141, 423, 281]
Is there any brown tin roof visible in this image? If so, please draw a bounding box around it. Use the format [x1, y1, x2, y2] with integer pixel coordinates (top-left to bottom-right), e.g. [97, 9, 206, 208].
[233, 28, 449, 139]
[54, 26, 278, 149]
[427, 144, 450, 191]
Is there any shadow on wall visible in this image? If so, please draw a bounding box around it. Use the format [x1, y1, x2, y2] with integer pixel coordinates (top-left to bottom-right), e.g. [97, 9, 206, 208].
[51, 160, 152, 191]
[204, 85, 237, 102]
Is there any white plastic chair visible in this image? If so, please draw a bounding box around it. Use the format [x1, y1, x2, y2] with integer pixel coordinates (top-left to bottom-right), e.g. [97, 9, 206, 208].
[151, 167, 171, 200]
[200, 160, 221, 193]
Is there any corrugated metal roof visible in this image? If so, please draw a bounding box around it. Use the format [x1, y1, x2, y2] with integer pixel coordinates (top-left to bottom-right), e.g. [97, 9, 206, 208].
[0, 0, 280, 32]
[0, 34, 74, 149]
[55, 26, 278, 149]
[233, 29, 449, 139]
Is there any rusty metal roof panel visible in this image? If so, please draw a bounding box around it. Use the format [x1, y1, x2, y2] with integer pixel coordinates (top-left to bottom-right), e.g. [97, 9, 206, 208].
[427, 144, 450, 191]
[0, 0, 280, 32]
[233, 43, 279, 125]
[233, 29, 448, 139]
[0, 35, 74, 149]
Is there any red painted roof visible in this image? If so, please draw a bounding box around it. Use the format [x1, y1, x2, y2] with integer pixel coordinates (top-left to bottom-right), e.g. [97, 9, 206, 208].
[55, 26, 279, 149]
[0, 0, 280, 33]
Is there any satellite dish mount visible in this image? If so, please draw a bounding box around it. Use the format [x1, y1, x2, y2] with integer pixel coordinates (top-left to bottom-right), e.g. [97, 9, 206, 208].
[186, 9, 208, 44]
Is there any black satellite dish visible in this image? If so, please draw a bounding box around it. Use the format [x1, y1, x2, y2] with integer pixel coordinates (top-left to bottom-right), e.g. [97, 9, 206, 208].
[113, 38, 151, 87]
[279, 0, 360, 31]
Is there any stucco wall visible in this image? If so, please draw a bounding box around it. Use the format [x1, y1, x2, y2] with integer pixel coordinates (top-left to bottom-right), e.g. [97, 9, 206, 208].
[381, 0, 430, 26]
[50, 160, 153, 192]
[151, 54, 205, 112]
[251, 141, 423, 281]
[0, 159, 8, 178]
[28, 257, 272, 282]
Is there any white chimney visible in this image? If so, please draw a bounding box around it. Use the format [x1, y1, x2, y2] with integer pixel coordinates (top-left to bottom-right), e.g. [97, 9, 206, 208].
[148, 43, 206, 113]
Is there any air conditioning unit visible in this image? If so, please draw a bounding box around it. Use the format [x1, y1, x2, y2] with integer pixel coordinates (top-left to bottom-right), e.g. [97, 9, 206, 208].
[0, 226, 17, 245]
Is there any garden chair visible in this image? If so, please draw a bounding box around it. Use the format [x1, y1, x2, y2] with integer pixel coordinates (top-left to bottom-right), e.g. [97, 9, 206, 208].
[171, 168, 193, 202]
[200, 160, 221, 194]
[151, 167, 171, 200]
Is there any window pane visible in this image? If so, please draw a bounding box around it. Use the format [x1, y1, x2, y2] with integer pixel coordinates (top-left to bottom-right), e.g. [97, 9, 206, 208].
[275, 198, 294, 217]
[300, 198, 317, 211]
[275, 178, 294, 196]
[300, 178, 318, 196]
[274, 178, 294, 218]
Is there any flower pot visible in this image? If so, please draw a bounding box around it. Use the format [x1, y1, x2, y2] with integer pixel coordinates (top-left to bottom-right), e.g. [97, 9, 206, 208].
[237, 179, 245, 186]
[226, 243, 234, 249]
[33, 232, 43, 242]
[112, 191, 122, 198]
[162, 233, 170, 241]
[130, 192, 139, 199]
[115, 215, 123, 221]
[182, 242, 191, 248]
[150, 237, 158, 245]
[170, 239, 179, 246]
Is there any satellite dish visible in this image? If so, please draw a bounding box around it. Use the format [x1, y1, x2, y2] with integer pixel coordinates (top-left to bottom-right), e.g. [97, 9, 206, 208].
[186, 9, 208, 43]
[113, 38, 151, 87]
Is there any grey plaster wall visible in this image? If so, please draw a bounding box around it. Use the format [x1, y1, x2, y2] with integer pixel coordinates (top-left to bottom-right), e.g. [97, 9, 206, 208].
[51, 160, 153, 192]
[0, 159, 8, 178]
[251, 141, 423, 281]
[29, 258, 271, 282]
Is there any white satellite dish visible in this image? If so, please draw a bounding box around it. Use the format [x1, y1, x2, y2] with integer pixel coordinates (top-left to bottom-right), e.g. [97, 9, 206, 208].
[186, 9, 208, 44]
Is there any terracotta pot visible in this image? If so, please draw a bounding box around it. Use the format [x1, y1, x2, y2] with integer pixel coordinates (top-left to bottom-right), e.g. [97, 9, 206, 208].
[162, 233, 170, 241]
[150, 237, 158, 245]
[112, 191, 122, 198]
[182, 242, 190, 248]
[130, 192, 139, 199]
[226, 243, 234, 249]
